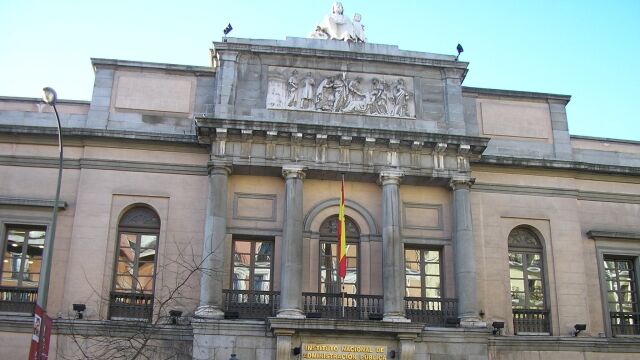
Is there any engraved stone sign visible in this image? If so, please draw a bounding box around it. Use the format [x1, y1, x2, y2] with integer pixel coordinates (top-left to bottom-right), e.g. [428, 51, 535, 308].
[267, 66, 415, 118]
[303, 344, 388, 360]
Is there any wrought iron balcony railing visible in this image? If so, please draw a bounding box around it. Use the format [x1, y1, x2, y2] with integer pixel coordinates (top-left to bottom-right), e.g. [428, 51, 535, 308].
[223, 289, 458, 326]
[0, 286, 37, 314]
[303, 292, 383, 320]
[404, 296, 458, 326]
[610, 311, 640, 336]
[512, 308, 550, 334]
[223, 290, 280, 319]
[109, 292, 153, 321]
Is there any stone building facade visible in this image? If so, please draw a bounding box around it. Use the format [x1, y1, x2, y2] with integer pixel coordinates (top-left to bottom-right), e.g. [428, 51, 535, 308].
[0, 36, 639, 359]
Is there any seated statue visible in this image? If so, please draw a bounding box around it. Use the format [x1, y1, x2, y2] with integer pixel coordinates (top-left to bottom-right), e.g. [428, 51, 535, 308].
[310, 2, 366, 42]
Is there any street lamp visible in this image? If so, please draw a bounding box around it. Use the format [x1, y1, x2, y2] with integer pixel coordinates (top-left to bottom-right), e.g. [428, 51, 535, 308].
[32, 87, 63, 358]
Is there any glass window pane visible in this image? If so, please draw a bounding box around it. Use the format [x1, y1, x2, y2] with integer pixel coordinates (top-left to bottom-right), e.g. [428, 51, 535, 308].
[405, 261, 420, 273]
[406, 287, 421, 297]
[115, 274, 135, 291]
[510, 279, 525, 292]
[405, 249, 420, 262]
[425, 276, 440, 289]
[426, 263, 440, 276]
[425, 288, 440, 298]
[140, 235, 157, 249]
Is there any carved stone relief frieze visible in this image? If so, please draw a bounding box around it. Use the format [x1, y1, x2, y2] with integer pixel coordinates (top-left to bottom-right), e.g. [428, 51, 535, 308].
[267, 66, 416, 118]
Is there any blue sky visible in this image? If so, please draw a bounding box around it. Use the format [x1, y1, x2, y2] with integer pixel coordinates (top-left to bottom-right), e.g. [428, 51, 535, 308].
[1, 0, 638, 140]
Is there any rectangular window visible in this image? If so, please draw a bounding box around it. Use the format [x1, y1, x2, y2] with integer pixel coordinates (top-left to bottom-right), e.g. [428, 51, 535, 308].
[1, 227, 46, 288]
[114, 233, 158, 295]
[0, 226, 45, 313]
[404, 248, 441, 299]
[232, 239, 273, 293]
[509, 252, 545, 309]
[604, 256, 639, 335]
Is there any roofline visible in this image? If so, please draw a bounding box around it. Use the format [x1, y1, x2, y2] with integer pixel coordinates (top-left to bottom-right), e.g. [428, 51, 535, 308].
[462, 86, 571, 103]
[91, 58, 215, 74]
[570, 134, 640, 146]
[0, 96, 90, 105]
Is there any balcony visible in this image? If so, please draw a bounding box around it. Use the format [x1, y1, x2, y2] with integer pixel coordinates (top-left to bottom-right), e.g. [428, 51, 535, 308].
[610, 311, 640, 336]
[0, 286, 37, 313]
[405, 296, 458, 326]
[223, 290, 280, 319]
[512, 308, 550, 334]
[303, 292, 383, 320]
[223, 289, 458, 325]
[109, 292, 153, 321]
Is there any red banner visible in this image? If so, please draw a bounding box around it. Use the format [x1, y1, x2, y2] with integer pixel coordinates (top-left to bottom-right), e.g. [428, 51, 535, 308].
[338, 177, 346, 279]
[28, 304, 52, 360]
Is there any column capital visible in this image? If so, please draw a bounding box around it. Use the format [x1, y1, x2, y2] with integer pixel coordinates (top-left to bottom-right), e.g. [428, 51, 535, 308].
[282, 164, 306, 180]
[378, 169, 404, 186]
[449, 176, 475, 190]
[207, 161, 232, 176]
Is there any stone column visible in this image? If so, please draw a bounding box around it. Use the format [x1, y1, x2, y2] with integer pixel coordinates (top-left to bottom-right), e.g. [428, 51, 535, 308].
[195, 163, 231, 318]
[277, 164, 306, 319]
[450, 177, 485, 327]
[379, 169, 409, 322]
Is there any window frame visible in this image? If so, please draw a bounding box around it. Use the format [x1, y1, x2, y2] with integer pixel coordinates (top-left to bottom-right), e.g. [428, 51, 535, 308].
[317, 215, 360, 295]
[404, 246, 443, 299]
[230, 237, 275, 293]
[109, 206, 160, 321]
[1, 225, 47, 289]
[594, 243, 640, 337]
[507, 227, 548, 311]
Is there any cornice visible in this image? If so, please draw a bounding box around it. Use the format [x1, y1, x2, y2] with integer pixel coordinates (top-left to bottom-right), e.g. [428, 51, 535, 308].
[476, 155, 640, 177]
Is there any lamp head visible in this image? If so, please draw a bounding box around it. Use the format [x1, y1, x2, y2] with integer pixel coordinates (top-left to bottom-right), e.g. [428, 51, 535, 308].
[42, 87, 58, 105]
[72, 303, 86, 319]
[573, 323, 586, 336]
[492, 321, 505, 335]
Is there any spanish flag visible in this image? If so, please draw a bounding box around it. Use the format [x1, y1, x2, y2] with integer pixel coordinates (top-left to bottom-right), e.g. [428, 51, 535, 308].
[337, 176, 347, 279]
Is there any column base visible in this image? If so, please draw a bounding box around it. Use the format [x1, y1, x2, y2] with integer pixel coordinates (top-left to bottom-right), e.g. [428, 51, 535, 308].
[194, 305, 224, 319]
[383, 313, 411, 323]
[276, 308, 306, 319]
[459, 316, 487, 328]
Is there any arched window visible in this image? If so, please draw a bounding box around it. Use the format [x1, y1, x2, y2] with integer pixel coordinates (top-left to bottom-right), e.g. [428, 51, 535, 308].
[319, 215, 359, 294]
[110, 206, 160, 320]
[508, 226, 549, 333]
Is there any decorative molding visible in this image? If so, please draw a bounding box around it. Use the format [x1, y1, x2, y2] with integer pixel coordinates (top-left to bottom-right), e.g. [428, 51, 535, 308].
[303, 198, 378, 235]
[0, 155, 207, 175]
[402, 202, 443, 230]
[0, 196, 67, 209]
[232, 193, 278, 222]
[476, 155, 640, 177]
[473, 183, 640, 204]
[587, 231, 640, 241]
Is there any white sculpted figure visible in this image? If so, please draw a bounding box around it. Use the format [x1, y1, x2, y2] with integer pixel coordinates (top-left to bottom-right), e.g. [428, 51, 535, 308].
[352, 13, 366, 42]
[287, 70, 299, 108]
[310, 2, 366, 42]
[301, 72, 315, 109]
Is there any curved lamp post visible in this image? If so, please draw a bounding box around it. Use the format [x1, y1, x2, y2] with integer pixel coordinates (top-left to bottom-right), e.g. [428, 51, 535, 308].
[32, 87, 63, 357]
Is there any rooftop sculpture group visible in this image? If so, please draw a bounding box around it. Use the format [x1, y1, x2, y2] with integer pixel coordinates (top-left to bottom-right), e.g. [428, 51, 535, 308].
[310, 2, 366, 43]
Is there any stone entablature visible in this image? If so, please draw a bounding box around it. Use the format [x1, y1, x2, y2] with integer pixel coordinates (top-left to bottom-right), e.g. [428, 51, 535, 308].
[267, 66, 415, 118]
[195, 119, 487, 181]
